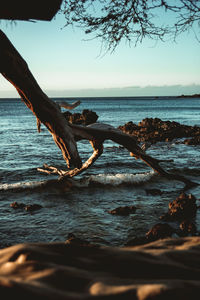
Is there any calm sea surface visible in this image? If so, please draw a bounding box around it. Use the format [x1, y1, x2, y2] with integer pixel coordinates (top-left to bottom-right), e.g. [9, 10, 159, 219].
[0, 97, 200, 248]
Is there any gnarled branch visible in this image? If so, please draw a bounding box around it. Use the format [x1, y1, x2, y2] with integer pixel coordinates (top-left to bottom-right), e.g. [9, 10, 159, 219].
[0, 29, 82, 168]
[57, 100, 81, 110]
[38, 122, 196, 189]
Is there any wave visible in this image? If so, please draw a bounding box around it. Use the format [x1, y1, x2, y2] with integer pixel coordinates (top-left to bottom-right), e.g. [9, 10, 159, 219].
[0, 171, 156, 192]
[0, 180, 52, 192]
[87, 171, 155, 186]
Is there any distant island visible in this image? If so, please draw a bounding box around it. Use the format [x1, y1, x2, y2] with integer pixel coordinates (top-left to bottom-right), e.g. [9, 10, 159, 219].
[177, 93, 200, 98]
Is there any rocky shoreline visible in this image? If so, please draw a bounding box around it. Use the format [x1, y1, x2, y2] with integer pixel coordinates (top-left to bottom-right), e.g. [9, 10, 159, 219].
[118, 117, 200, 145]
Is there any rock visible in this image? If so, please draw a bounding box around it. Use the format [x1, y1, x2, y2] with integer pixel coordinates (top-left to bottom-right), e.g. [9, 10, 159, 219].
[118, 117, 200, 145]
[24, 204, 43, 212]
[160, 193, 197, 221]
[168, 193, 197, 220]
[63, 109, 98, 125]
[81, 109, 98, 125]
[184, 136, 200, 145]
[146, 223, 175, 241]
[10, 202, 43, 212]
[126, 222, 175, 246]
[10, 202, 25, 209]
[108, 205, 136, 216]
[159, 213, 172, 221]
[179, 220, 197, 236]
[118, 121, 139, 135]
[68, 112, 83, 124]
[145, 188, 163, 196]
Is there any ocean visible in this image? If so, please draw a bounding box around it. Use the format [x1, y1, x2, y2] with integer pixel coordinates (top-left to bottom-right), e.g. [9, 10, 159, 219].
[0, 96, 200, 248]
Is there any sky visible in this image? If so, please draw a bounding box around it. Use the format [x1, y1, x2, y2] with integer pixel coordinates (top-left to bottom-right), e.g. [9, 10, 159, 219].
[0, 10, 200, 97]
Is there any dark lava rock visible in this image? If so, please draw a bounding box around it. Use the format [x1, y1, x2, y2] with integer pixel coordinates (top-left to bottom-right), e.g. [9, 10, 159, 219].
[179, 220, 197, 236]
[145, 188, 163, 196]
[81, 109, 99, 125]
[160, 193, 197, 221]
[118, 117, 200, 145]
[125, 223, 174, 246]
[10, 202, 43, 212]
[63, 109, 98, 125]
[146, 223, 175, 241]
[108, 206, 136, 216]
[10, 202, 25, 209]
[24, 204, 43, 212]
[184, 135, 200, 146]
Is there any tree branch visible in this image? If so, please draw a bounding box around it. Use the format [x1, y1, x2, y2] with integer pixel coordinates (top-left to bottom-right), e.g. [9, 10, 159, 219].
[57, 100, 81, 110]
[0, 29, 82, 168]
[61, 0, 200, 51]
[38, 122, 196, 189]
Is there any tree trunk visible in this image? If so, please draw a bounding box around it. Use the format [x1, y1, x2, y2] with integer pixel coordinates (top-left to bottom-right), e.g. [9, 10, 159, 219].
[0, 30, 82, 168]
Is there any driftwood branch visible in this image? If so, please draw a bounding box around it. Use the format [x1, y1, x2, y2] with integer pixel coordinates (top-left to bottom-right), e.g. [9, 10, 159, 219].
[37, 139, 103, 178]
[57, 100, 81, 110]
[38, 122, 196, 189]
[0, 30, 82, 168]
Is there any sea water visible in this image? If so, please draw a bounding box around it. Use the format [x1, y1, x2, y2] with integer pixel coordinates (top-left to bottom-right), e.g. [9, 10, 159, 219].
[0, 97, 200, 248]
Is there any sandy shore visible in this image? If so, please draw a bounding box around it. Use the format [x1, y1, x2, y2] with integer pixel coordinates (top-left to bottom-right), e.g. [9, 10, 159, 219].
[0, 236, 200, 299]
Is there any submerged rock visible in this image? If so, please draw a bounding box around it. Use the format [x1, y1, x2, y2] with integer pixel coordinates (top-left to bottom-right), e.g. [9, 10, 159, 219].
[10, 202, 25, 209]
[24, 204, 43, 212]
[10, 202, 43, 212]
[63, 109, 98, 125]
[108, 205, 136, 216]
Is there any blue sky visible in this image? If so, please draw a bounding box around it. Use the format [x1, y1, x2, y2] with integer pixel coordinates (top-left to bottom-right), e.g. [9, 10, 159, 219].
[0, 11, 200, 97]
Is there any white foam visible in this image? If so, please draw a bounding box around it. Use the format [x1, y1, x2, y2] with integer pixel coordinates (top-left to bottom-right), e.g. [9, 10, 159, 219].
[0, 172, 155, 191]
[0, 180, 48, 191]
[89, 171, 155, 186]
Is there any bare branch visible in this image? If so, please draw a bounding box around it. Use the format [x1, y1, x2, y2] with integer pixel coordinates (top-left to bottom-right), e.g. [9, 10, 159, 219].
[57, 100, 81, 110]
[61, 0, 200, 51]
[38, 122, 196, 189]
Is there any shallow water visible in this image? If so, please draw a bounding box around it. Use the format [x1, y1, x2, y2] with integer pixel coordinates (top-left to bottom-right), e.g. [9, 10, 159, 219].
[0, 97, 200, 248]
